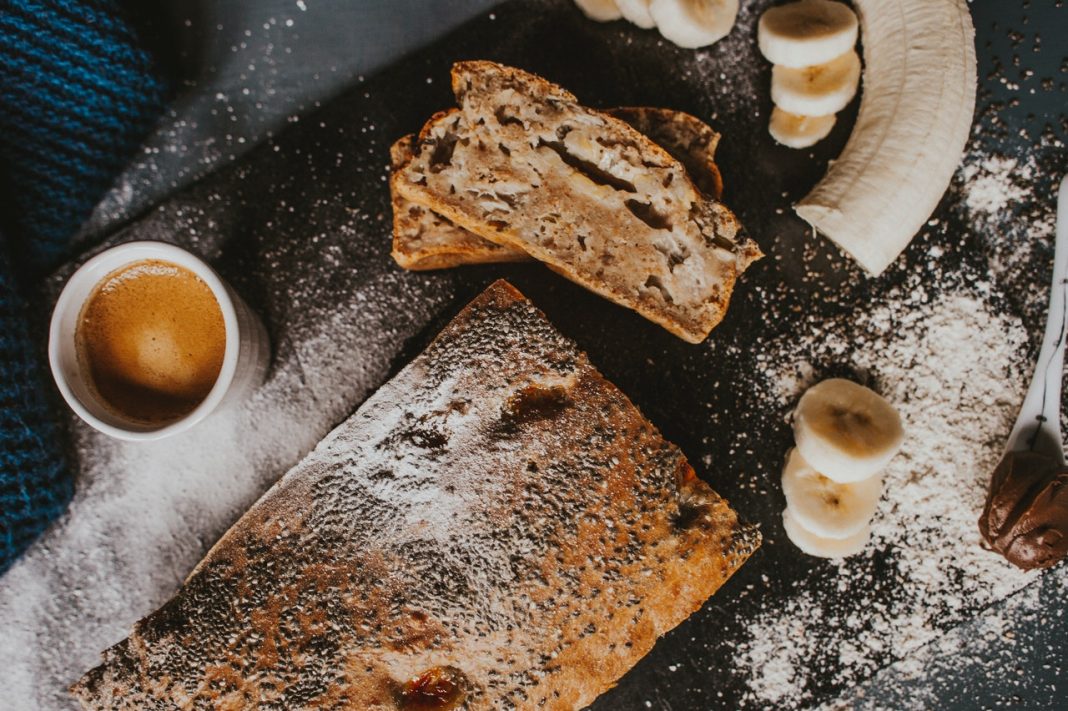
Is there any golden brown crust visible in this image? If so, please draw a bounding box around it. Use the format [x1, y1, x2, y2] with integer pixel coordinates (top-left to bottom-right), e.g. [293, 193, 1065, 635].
[607, 107, 724, 199]
[389, 134, 530, 270]
[417, 108, 463, 142]
[72, 280, 759, 710]
[70, 639, 154, 710]
[390, 108, 727, 271]
[396, 62, 761, 343]
[450, 60, 579, 107]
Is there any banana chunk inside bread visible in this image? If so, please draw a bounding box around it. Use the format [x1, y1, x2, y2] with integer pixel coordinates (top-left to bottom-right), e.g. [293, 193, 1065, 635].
[390, 107, 725, 271]
[72, 280, 759, 710]
[394, 61, 761, 343]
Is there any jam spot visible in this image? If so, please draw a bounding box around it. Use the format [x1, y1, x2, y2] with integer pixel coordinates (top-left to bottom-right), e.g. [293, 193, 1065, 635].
[398, 666, 466, 710]
[501, 384, 571, 427]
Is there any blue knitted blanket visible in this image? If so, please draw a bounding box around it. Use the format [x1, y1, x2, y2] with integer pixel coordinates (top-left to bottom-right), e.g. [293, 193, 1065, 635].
[0, 0, 169, 574]
[0, 241, 72, 572]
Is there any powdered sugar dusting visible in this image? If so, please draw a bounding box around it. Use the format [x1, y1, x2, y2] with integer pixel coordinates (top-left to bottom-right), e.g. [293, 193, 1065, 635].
[70, 283, 757, 708]
[831, 564, 1068, 710]
[0, 261, 453, 709]
[2, 1, 1064, 708]
[955, 148, 1058, 313]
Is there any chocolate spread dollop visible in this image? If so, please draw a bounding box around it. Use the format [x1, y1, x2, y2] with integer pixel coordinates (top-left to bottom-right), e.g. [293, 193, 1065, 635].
[978, 450, 1068, 570]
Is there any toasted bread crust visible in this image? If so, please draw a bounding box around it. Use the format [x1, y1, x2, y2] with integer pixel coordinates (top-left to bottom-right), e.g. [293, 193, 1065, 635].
[396, 62, 761, 343]
[391, 107, 726, 271]
[72, 281, 759, 710]
[608, 107, 724, 199]
[390, 133, 530, 270]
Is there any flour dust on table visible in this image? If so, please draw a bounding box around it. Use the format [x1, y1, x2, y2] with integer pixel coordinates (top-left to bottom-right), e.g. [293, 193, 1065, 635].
[0, 205, 458, 708]
[1, 1, 1066, 709]
[738, 279, 1036, 707]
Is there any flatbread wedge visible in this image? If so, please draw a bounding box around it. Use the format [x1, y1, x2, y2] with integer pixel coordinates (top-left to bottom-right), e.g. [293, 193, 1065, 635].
[72, 280, 759, 710]
[394, 61, 762, 343]
[390, 107, 725, 271]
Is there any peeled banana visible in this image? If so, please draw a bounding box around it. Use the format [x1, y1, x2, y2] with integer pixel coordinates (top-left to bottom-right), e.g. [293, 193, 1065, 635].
[783, 507, 871, 559]
[758, 1, 858, 151]
[771, 50, 861, 118]
[781, 379, 902, 560]
[649, 0, 739, 48]
[573, 0, 738, 49]
[795, 0, 978, 276]
[617, 0, 655, 28]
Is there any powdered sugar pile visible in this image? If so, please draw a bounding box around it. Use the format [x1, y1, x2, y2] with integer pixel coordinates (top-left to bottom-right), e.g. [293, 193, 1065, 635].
[958, 154, 1031, 219]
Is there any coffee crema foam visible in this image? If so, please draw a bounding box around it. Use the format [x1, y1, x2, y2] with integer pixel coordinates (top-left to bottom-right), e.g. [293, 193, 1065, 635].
[77, 259, 226, 424]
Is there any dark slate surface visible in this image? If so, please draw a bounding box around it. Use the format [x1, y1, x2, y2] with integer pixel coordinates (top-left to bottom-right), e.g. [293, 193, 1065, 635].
[55, 0, 1067, 708]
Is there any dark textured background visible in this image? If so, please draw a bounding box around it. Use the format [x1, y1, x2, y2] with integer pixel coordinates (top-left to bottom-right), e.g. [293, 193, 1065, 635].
[55, 0, 1068, 708]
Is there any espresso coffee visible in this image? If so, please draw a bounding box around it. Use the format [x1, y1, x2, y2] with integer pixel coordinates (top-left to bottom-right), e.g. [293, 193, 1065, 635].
[76, 259, 226, 424]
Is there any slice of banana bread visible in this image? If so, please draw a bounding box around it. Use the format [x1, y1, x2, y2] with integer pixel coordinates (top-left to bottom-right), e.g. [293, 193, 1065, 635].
[72, 280, 759, 710]
[607, 107, 724, 199]
[395, 61, 760, 343]
[390, 133, 530, 270]
[391, 107, 725, 271]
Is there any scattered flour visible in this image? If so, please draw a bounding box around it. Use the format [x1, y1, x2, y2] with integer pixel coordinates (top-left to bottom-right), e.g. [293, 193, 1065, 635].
[730, 15, 1068, 693]
[0, 266, 451, 710]
[2, 1, 1063, 709]
[954, 149, 1058, 322]
[737, 281, 1037, 707]
[958, 155, 1030, 218]
[828, 564, 1067, 711]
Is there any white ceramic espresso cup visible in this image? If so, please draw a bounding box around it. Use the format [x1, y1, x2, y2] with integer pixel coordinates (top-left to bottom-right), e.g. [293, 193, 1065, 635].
[49, 241, 270, 441]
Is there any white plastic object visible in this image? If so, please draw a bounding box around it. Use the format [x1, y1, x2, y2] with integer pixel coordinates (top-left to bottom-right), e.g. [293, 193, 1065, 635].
[1004, 175, 1068, 464]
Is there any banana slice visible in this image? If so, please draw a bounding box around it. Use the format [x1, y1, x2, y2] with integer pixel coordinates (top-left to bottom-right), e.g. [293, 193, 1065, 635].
[783, 507, 871, 558]
[769, 107, 836, 149]
[575, 0, 623, 22]
[793, 378, 904, 484]
[771, 49, 861, 117]
[649, 0, 740, 49]
[758, 0, 859, 68]
[781, 448, 881, 539]
[618, 0, 656, 28]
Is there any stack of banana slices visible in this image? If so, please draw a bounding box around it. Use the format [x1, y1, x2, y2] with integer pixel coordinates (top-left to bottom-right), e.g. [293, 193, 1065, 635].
[758, 0, 860, 149]
[782, 379, 904, 558]
[575, 0, 740, 49]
